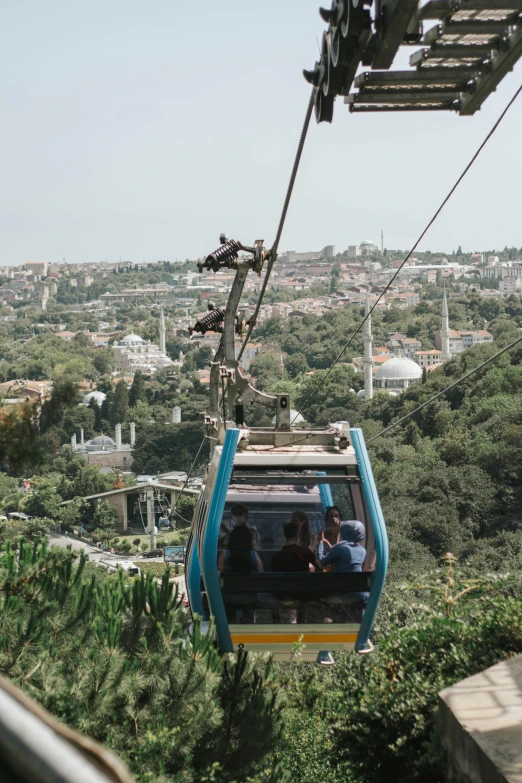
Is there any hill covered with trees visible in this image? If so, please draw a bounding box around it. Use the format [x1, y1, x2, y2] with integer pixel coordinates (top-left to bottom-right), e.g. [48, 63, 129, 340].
[1, 290, 522, 781]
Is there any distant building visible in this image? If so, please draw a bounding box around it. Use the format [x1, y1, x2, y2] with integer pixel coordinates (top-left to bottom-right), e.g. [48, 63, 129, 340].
[434, 329, 493, 354]
[346, 245, 362, 258]
[481, 263, 522, 280]
[72, 424, 133, 470]
[413, 349, 443, 369]
[396, 337, 422, 359]
[279, 246, 335, 263]
[499, 277, 522, 294]
[25, 261, 48, 277]
[112, 330, 173, 375]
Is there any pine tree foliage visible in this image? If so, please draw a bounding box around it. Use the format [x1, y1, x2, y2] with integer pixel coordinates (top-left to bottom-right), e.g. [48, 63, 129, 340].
[0, 540, 282, 782]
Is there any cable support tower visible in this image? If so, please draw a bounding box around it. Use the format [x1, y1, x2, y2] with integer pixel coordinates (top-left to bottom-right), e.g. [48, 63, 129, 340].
[293, 80, 522, 423]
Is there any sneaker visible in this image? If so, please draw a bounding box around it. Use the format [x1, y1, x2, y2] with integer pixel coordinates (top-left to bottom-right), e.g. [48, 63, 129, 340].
[317, 651, 335, 665]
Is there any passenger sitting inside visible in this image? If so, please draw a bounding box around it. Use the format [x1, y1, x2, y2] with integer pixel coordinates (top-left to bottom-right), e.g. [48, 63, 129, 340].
[218, 525, 263, 574]
[318, 520, 366, 573]
[271, 521, 323, 572]
[219, 504, 261, 550]
[319, 505, 342, 551]
[290, 510, 318, 554]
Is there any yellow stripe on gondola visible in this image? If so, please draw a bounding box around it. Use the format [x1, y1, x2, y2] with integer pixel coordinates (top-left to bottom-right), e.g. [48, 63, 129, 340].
[231, 633, 358, 645]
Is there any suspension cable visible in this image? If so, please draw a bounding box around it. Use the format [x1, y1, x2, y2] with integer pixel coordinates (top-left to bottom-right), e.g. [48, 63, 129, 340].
[293, 82, 522, 422]
[169, 435, 206, 524]
[366, 334, 522, 444]
[237, 89, 315, 363]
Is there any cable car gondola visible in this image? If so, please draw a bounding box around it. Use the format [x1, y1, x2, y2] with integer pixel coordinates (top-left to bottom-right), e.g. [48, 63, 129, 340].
[185, 236, 388, 661]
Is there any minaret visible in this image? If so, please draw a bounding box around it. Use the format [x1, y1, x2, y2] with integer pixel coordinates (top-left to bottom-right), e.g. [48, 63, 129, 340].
[363, 295, 374, 400]
[159, 309, 166, 355]
[441, 288, 451, 361]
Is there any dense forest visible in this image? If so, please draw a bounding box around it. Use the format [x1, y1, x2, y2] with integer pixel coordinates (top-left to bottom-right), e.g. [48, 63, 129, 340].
[1, 289, 522, 781]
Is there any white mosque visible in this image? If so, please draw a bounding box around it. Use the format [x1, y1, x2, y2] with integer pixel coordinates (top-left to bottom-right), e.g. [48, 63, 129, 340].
[357, 290, 452, 399]
[112, 310, 175, 375]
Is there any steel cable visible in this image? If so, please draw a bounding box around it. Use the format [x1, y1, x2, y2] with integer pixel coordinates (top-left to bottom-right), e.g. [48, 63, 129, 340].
[169, 435, 206, 524]
[293, 82, 522, 422]
[237, 89, 315, 362]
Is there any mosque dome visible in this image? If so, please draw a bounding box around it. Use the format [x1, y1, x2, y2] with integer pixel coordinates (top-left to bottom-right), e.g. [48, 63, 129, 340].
[120, 333, 145, 344]
[80, 391, 106, 406]
[85, 435, 116, 451]
[360, 240, 374, 247]
[374, 357, 422, 381]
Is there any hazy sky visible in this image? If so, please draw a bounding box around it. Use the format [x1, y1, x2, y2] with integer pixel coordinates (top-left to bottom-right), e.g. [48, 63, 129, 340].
[1, 1, 521, 266]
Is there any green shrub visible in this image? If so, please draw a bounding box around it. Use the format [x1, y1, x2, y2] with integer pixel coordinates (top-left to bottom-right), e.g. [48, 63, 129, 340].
[277, 557, 522, 783]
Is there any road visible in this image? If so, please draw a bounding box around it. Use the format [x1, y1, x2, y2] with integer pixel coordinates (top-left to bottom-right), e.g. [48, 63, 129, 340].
[49, 534, 186, 597]
[49, 534, 164, 563]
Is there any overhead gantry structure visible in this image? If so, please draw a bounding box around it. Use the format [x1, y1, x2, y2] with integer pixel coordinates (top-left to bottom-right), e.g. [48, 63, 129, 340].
[303, 0, 522, 119]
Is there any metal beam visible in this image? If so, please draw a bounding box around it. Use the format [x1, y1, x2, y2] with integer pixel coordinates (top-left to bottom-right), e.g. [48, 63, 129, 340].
[429, 43, 498, 56]
[348, 102, 458, 111]
[372, 0, 420, 69]
[347, 90, 461, 102]
[442, 20, 519, 35]
[460, 24, 522, 113]
[423, 23, 505, 44]
[419, 0, 522, 20]
[354, 68, 472, 86]
[410, 45, 490, 64]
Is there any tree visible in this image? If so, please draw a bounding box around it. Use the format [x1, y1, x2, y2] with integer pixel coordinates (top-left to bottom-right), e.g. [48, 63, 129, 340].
[285, 352, 309, 378]
[39, 379, 81, 434]
[111, 380, 129, 425]
[129, 369, 147, 407]
[0, 541, 282, 782]
[92, 500, 118, 546]
[92, 350, 114, 376]
[73, 332, 90, 348]
[0, 404, 46, 476]
[249, 353, 282, 392]
[22, 481, 61, 519]
[88, 397, 103, 430]
[132, 421, 205, 474]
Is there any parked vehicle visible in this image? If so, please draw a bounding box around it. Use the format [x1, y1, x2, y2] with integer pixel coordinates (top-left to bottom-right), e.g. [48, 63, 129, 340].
[117, 561, 141, 577]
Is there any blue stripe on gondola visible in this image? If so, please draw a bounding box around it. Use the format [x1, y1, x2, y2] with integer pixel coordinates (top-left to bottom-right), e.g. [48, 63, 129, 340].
[201, 428, 241, 654]
[186, 532, 204, 617]
[351, 428, 388, 652]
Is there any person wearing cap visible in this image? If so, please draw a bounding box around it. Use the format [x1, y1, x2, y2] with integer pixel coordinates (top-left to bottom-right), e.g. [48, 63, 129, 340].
[318, 520, 367, 573]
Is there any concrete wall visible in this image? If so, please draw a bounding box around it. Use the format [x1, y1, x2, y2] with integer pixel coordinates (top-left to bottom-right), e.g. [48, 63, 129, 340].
[439, 655, 522, 783]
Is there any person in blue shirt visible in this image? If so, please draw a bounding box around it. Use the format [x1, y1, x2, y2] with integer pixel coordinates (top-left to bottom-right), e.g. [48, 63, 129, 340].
[318, 520, 366, 572]
[318, 520, 369, 619]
